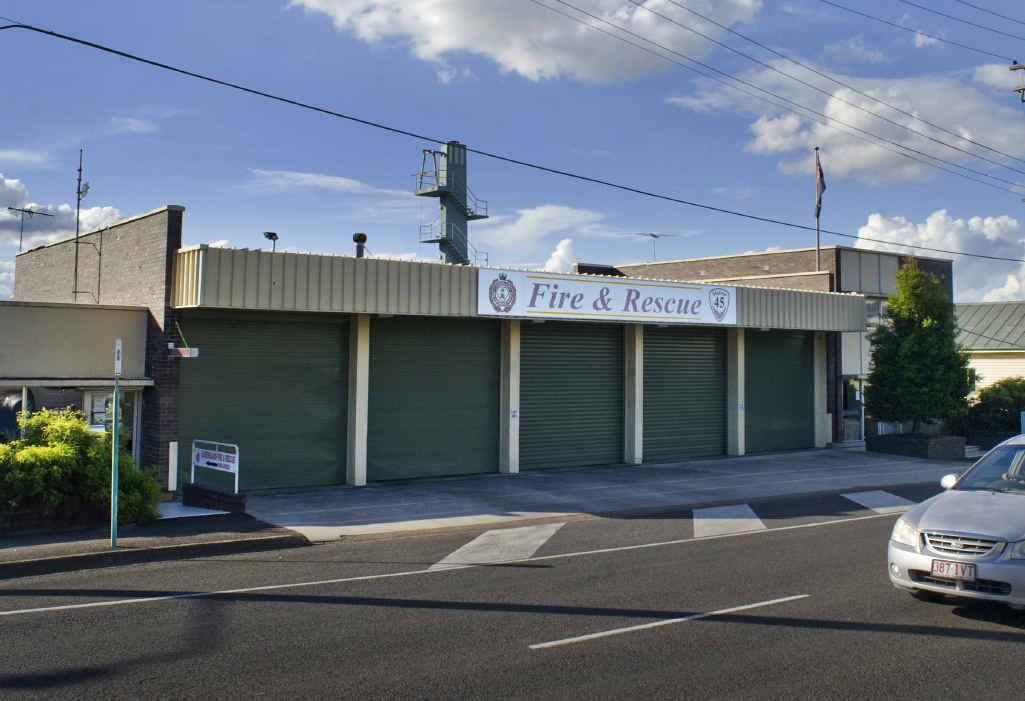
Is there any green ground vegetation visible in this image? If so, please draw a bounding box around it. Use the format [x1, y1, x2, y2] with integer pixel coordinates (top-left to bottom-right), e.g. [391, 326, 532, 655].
[0, 409, 160, 524]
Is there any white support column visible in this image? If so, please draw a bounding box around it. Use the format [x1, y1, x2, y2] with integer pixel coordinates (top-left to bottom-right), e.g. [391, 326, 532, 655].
[499, 319, 520, 474]
[346, 314, 370, 486]
[624, 324, 643, 465]
[814, 331, 831, 448]
[727, 328, 745, 456]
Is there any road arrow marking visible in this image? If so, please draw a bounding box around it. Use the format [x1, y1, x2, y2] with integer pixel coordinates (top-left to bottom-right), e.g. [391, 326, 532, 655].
[842, 490, 913, 514]
[429, 523, 565, 571]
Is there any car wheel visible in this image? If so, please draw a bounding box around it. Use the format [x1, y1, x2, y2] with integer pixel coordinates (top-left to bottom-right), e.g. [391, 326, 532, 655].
[911, 589, 945, 603]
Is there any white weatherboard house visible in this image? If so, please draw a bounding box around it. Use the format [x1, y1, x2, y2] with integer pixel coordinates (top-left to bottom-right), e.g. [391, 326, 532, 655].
[956, 302, 1025, 391]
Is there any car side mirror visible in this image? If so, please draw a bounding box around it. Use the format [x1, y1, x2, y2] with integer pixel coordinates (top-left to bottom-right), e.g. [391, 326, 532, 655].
[940, 474, 959, 490]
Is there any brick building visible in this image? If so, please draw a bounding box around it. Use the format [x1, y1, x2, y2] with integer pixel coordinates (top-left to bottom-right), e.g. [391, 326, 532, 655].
[10, 208, 865, 492]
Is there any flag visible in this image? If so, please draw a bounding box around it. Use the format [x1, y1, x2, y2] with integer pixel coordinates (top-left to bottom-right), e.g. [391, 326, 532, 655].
[815, 149, 826, 219]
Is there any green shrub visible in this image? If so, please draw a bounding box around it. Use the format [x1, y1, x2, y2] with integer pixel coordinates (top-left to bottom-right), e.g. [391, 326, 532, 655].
[1, 409, 161, 525]
[969, 377, 1025, 433]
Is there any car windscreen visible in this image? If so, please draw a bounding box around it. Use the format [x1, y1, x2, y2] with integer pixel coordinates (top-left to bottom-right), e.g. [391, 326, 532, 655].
[957, 445, 1025, 492]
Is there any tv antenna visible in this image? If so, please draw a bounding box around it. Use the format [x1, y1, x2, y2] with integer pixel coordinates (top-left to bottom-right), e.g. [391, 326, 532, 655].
[627, 232, 679, 262]
[73, 148, 90, 300]
[6, 206, 54, 252]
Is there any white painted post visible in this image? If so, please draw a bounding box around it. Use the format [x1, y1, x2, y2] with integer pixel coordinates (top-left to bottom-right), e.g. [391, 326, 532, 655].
[814, 331, 830, 447]
[727, 328, 746, 456]
[346, 314, 370, 486]
[624, 324, 643, 464]
[168, 441, 178, 492]
[499, 319, 521, 474]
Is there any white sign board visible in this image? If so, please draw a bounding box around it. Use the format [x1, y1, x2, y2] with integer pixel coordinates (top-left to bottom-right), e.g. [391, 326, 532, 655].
[114, 338, 123, 376]
[477, 270, 736, 325]
[191, 440, 241, 494]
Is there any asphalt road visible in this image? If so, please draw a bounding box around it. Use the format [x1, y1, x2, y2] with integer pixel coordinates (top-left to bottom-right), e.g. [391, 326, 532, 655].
[1, 484, 1023, 700]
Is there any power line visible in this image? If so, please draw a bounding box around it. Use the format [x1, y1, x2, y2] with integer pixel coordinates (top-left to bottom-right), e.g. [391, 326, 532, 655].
[951, 0, 1025, 29]
[895, 0, 1025, 43]
[538, 0, 1022, 192]
[3, 21, 1024, 265]
[661, 0, 1025, 171]
[629, 0, 1025, 179]
[815, 0, 1015, 62]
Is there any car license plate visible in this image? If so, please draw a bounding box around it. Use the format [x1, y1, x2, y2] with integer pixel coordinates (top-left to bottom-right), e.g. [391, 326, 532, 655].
[932, 560, 976, 581]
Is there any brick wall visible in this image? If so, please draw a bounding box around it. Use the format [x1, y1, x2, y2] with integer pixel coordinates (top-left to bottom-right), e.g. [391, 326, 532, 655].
[14, 206, 185, 487]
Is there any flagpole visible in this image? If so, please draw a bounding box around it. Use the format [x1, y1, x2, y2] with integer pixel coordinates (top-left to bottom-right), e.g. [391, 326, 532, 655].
[814, 146, 821, 272]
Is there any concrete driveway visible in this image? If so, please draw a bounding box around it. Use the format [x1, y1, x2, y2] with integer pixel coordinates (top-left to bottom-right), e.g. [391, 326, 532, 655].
[244, 447, 964, 542]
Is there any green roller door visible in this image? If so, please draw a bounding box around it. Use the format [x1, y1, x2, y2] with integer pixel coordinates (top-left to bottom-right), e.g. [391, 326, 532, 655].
[520, 322, 624, 469]
[643, 326, 726, 461]
[367, 317, 499, 481]
[745, 330, 814, 453]
[177, 313, 347, 491]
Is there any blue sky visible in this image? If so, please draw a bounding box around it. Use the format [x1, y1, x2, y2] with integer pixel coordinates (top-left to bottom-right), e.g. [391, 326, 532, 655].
[3, 0, 1025, 301]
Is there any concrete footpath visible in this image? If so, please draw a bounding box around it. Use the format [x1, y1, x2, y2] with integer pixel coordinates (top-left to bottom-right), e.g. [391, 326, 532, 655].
[0, 447, 970, 578]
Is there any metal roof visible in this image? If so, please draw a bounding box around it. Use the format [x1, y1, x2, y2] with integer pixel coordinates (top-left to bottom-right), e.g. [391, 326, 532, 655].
[956, 302, 1025, 350]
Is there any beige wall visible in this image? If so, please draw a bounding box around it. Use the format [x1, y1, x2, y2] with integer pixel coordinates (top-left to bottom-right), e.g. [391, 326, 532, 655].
[0, 302, 147, 380]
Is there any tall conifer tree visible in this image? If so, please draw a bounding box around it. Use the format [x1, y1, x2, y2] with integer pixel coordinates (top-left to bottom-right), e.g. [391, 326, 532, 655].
[865, 259, 972, 432]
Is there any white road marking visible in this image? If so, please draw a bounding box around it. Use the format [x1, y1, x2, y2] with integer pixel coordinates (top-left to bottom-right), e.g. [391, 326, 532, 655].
[529, 594, 811, 650]
[0, 512, 893, 618]
[429, 523, 565, 571]
[841, 490, 914, 514]
[692, 503, 766, 538]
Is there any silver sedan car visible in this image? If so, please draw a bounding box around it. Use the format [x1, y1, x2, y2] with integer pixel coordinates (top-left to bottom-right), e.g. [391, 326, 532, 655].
[888, 435, 1025, 609]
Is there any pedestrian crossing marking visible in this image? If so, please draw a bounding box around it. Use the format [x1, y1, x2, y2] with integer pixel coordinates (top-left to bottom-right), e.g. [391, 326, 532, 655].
[841, 490, 913, 514]
[430, 523, 565, 571]
[692, 504, 766, 538]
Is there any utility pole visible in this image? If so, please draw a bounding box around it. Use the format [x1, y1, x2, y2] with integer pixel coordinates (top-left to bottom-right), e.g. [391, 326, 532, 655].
[1010, 61, 1024, 102]
[6, 206, 53, 252]
[73, 148, 90, 301]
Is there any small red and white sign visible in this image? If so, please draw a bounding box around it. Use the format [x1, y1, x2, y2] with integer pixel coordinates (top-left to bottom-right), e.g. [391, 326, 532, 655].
[114, 339, 123, 376]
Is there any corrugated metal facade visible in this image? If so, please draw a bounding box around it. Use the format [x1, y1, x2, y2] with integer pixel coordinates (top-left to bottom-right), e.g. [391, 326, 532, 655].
[366, 317, 500, 480]
[172, 247, 865, 332]
[173, 246, 476, 316]
[642, 326, 727, 461]
[519, 322, 624, 469]
[735, 286, 863, 332]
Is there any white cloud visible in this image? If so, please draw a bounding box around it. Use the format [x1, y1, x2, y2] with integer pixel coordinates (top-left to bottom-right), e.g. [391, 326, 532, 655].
[974, 63, 1017, 91]
[0, 173, 121, 249]
[209, 239, 230, 248]
[543, 238, 576, 272]
[914, 32, 939, 48]
[824, 36, 885, 64]
[854, 209, 1025, 302]
[473, 204, 605, 251]
[249, 168, 411, 197]
[108, 116, 158, 134]
[0, 149, 48, 168]
[0, 174, 28, 207]
[288, 0, 762, 83]
[668, 61, 1025, 185]
[0, 260, 13, 299]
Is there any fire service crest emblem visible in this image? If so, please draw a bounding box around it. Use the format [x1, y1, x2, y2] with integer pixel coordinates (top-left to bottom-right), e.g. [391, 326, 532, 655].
[709, 287, 730, 322]
[489, 273, 516, 313]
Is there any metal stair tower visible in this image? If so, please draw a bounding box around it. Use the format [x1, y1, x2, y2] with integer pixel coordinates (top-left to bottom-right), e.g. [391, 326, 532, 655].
[415, 141, 488, 265]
